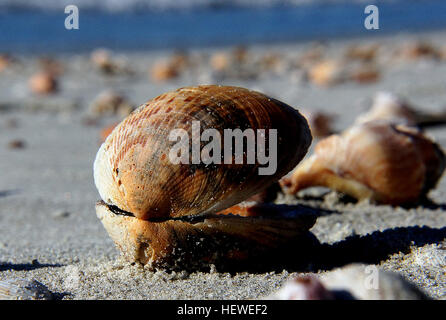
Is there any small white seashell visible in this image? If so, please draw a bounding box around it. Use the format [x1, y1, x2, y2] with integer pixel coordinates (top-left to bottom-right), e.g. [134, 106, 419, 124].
[0, 278, 53, 300]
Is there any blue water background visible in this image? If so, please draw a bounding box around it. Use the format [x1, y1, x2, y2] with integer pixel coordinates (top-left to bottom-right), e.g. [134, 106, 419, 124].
[0, 0, 445, 53]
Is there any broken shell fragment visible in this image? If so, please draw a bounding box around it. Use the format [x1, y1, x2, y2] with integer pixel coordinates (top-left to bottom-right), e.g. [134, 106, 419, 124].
[29, 71, 58, 95]
[0, 278, 53, 300]
[282, 121, 446, 205]
[265, 276, 335, 300]
[356, 92, 446, 128]
[94, 85, 314, 269]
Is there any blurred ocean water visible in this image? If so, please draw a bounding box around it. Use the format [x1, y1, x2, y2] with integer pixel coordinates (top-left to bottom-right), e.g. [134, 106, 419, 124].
[0, 0, 445, 52]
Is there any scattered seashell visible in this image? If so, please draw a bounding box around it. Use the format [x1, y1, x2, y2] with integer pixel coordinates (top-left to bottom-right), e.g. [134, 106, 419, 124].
[349, 64, 380, 84]
[308, 60, 345, 87]
[0, 278, 53, 300]
[169, 51, 189, 71]
[89, 90, 134, 118]
[300, 109, 335, 138]
[94, 85, 315, 270]
[282, 120, 446, 205]
[210, 52, 230, 72]
[357, 92, 446, 128]
[265, 276, 335, 300]
[267, 264, 429, 300]
[355, 92, 417, 126]
[7, 139, 25, 149]
[29, 71, 58, 95]
[90, 48, 116, 74]
[319, 264, 430, 300]
[150, 59, 179, 82]
[439, 45, 446, 60]
[397, 41, 439, 60]
[0, 54, 12, 72]
[90, 49, 131, 75]
[259, 52, 281, 70]
[344, 44, 379, 62]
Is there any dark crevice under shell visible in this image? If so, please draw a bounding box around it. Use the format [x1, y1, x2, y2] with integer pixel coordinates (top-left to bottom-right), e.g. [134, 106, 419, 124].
[96, 200, 319, 271]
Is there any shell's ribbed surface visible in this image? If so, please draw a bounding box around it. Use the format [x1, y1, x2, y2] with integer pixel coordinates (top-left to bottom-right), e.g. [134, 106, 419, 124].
[94, 85, 311, 220]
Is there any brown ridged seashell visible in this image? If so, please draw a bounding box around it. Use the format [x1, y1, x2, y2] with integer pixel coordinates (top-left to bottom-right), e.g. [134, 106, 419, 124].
[94, 85, 314, 269]
[398, 41, 439, 60]
[29, 71, 58, 95]
[282, 120, 445, 205]
[100, 122, 119, 143]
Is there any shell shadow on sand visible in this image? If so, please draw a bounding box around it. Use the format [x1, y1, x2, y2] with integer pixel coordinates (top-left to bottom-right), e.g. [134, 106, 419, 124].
[0, 261, 63, 272]
[227, 224, 446, 274]
[0, 262, 71, 300]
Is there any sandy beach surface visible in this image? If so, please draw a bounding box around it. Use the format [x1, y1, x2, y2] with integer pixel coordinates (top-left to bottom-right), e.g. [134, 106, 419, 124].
[0, 30, 445, 300]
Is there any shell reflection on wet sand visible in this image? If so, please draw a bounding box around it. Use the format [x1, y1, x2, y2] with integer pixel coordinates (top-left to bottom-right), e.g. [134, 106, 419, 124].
[282, 120, 446, 205]
[94, 85, 316, 270]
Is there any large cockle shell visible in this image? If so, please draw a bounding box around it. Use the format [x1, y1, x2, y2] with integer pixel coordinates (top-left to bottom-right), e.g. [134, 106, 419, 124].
[282, 120, 445, 205]
[94, 85, 314, 269]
